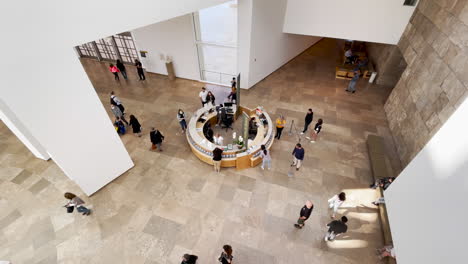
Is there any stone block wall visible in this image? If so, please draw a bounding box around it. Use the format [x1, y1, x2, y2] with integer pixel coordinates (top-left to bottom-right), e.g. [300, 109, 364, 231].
[385, 0, 468, 166]
[367, 43, 407, 88]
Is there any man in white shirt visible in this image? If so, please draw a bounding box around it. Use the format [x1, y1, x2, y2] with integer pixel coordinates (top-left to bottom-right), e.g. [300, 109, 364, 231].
[213, 133, 224, 145]
[199, 87, 208, 107]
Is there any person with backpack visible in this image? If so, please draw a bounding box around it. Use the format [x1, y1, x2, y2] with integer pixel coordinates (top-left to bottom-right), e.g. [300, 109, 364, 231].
[218, 245, 233, 264]
[150, 127, 164, 151]
[111, 104, 128, 125]
[109, 63, 120, 80]
[116, 59, 127, 80]
[128, 115, 142, 137]
[64, 192, 91, 215]
[114, 117, 126, 135]
[110, 91, 125, 114]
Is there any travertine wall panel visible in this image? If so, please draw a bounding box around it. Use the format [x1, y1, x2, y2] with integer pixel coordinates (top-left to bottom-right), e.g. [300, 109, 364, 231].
[385, 0, 468, 166]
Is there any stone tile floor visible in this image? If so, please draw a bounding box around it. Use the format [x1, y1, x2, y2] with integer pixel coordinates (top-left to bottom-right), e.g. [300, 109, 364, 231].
[0, 38, 401, 263]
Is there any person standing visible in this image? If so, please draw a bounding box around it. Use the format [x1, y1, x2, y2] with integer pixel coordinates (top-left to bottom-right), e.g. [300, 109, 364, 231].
[109, 63, 120, 80]
[345, 70, 359, 93]
[181, 253, 198, 264]
[294, 200, 313, 229]
[260, 144, 271, 170]
[310, 118, 323, 143]
[227, 88, 237, 103]
[324, 216, 348, 241]
[177, 109, 187, 133]
[218, 245, 233, 264]
[199, 87, 208, 107]
[114, 117, 126, 135]
[291, 143, 304, 171]
[110, 91, 125, 114]
[116, 59, 127, 80]
[111, 104, 128, 125]
[328, 192, 346, 219]
[212, 147, 223, 173]
[64, 192, 91, 215]
[231, 77, 237, 89]
[129, 115, 142, 137]
[213, 133, 224, 145]
[300, 109, 314, 135]
[206, 91, 216, 106]
[150, 127, 164, 151]
[135, 59, 146, 81]
[275, 115, 286, 140]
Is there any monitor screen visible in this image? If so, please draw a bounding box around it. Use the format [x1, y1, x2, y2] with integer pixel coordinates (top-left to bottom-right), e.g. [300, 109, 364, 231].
[224, 102, 233, 107]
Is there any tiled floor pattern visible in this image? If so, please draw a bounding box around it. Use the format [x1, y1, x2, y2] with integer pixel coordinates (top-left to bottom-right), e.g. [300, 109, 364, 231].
[0, 38, 401, 263]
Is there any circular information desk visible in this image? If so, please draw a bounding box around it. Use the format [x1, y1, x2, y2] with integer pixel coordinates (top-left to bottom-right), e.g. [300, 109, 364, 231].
[186, 105, 274, 170]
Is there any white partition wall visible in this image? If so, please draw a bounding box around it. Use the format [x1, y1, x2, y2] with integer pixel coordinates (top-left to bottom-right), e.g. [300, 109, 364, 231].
[237, 0, 321, 88]
[385, 97, 468, 263]
[0, 0, 229, 195]
[283, 0, 417, 44]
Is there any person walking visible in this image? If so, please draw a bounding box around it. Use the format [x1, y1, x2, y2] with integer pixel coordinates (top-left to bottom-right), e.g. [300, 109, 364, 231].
[231, 77, 236, 89]
[275, 115, 286, 140]
[227, 87, 237, 103]
[294, 200, 313, 229]
[300, 108, 314, 134]
[150, 127, 164, 151]
[324, 216, 348, 241]
[111, 104, 128, 125]
[310, 118, 323, 143]
[291, 143, 304, 171]
[109, 63, 120, 80]
[114, 117, 126, 135]
[135, 59, 146, 80]
[259, 144, 271, 170]
[181, 253, 198, 264]
[206, 91, 216, 106]
[345, 70, 359, 93]
[64, 192, 91, 215]
[110, 91, 125, 114]
[218, 245, 233, 264]
[199, 87, 208, 107]
[328, 192, 346, 219]
[212, 147, 223, 173]
[177, 109, 187, 133]
[116, 59, 127, 80]
[129, 115, 142, 137]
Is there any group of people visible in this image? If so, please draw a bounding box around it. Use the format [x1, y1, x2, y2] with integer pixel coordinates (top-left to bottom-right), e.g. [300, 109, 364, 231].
[108, 59, 146, 81]
[199, 81, 237, 108]
[275, 109, 323, 143]
[110, 91, 165, 151]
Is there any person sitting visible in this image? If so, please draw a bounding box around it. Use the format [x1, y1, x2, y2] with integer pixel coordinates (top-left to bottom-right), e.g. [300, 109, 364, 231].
[370, 177, 396, 190]
[248, 117, 258, 136]
[205, 125, 214, 142]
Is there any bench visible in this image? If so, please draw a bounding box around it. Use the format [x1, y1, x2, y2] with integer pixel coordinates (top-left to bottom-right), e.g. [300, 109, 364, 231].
[366, 135, 397, 264]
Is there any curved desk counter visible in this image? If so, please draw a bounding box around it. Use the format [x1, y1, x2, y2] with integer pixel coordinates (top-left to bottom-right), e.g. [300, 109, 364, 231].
[186, 105, 274, 170]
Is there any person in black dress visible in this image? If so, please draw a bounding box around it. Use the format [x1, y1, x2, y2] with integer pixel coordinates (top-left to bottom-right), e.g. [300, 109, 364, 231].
[135, 59, 146, 81]
[129, 115, 142, 137]
[150, 127, 164, 151]
[116, 59, 127, 80]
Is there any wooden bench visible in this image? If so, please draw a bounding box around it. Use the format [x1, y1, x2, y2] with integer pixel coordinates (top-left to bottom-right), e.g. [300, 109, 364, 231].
[366, 135, 397, 264]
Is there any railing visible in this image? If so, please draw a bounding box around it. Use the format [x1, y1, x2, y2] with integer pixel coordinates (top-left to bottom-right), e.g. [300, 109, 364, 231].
[202, 70, 236, 86]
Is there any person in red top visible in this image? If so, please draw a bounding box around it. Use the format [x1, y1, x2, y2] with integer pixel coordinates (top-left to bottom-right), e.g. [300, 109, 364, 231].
[109, 63, 120, 81]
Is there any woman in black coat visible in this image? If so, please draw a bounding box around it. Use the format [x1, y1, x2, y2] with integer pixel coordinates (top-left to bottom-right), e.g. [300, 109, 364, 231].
[129, 115, 142, 137]
[150, 127, 164, 151]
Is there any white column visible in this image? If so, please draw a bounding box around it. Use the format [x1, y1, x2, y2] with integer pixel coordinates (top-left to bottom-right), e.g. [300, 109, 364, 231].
[0, 99, 50, 160]
[385, 97, 468, 263]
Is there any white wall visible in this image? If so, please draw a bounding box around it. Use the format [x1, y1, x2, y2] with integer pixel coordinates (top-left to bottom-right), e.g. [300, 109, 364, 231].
[132, 14, 200, 81]
[237, 0, 253, 88]
[0, 0, 229, 195]
[238, 0, 321, 88]
[283, 0, 417, 44]
[385, 98, 468, 263]
[0, 99, 50, 161]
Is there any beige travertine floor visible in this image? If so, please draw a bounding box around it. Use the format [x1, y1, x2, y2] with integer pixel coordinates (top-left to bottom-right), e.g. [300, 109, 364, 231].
[0, 38, 401, 264]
